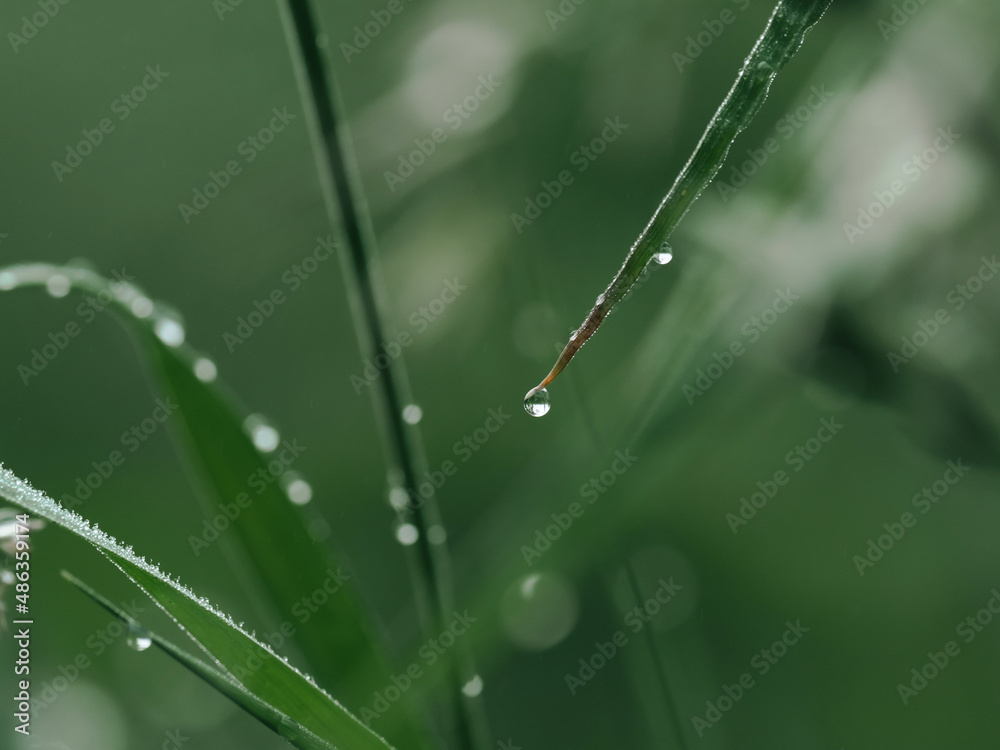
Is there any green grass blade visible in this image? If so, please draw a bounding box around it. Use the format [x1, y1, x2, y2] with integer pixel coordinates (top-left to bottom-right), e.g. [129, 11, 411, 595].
[527, 0, 834, 399]
[0, 263, 407, 727]
[61, 571, 337, 750]
[0, 464, 392, 750]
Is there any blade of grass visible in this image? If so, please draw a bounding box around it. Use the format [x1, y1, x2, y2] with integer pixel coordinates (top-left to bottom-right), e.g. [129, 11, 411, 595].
[0, 262, 424, 739]
[0, 464, 392, 750]
[276, 1, 486, 747]
[526, 0, 834, 400]
[61, 571, 337, 750]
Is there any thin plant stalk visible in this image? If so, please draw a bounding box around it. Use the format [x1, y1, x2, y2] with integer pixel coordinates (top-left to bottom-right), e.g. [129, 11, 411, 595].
[526, 0, 833, 402]
[277, 2, 484, 749]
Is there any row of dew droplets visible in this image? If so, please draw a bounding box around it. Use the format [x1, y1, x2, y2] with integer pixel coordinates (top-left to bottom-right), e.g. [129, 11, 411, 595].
[0, 263, 314, 509]
[522, 241, 674, 418]
[388, 405, 448, 548]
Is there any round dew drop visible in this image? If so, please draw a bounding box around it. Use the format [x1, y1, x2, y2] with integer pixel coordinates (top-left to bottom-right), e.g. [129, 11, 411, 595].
[652, 242, 673, 265]
[523, 387, 551, 417]
[126, 624, 152, 652]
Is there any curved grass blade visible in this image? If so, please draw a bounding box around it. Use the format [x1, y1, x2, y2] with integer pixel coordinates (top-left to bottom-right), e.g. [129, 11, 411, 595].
[0, 262, 420, 738]
[0, 464, 393, 750]
[61, 571, 337, 750]
[525, 0, 834, 406]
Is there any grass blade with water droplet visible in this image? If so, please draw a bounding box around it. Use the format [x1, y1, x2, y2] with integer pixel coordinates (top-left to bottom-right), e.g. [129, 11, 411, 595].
[61, 571, 339, 750]
[527, 0, 833, 402]
[0, 262, 421, 745]
[0, 465, 393, 750]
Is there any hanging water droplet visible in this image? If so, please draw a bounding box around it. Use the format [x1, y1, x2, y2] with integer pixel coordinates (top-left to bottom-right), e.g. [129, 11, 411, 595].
[395, 523, 419, 545]
[461, 675, 484, 697]
[46, 274, 71, 298]
[126, 623, 152, 652]
[402, 404, 423, 424]
[652, 242, 673, 265]
[154, 317, 185, 347]
[245, 414, 280, 452]
[523, 387, 551, 417]
[193, 357, 218, 382]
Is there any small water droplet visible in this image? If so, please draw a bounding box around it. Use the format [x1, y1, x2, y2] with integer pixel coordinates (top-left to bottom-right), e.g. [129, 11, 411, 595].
[193, 357, 218, 382]
[126, 623, 152, 652]
[131, 296, 154, 318]
[428, 525, 447, 545]
[395, 523, 419, 545]
[46, 274, 71, 298]
[154, 317, 185, 347]
[652, 242, 673, 265]
[308, 518, 331, 542]
[282, 472, 313, 505]
[755, 60, 775, 77]
[245, 414, 280, 452]
[0, 272, 16, 290]
[402, 404, 423, 424]
[523, 387, 551, 417]
[461, 675, 484, 697]
[388, 486, 411, 511]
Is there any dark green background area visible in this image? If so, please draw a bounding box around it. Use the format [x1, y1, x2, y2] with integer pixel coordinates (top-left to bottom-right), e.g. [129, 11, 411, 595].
[2, 0, 1000, 748]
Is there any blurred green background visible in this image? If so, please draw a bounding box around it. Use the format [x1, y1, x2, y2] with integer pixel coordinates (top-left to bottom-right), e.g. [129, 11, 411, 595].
[2, 0, 1000, 747]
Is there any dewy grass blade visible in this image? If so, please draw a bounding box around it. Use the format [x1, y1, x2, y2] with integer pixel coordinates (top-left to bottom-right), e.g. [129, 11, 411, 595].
[61, 571, 339, 750]
[0, 465, 394, 750]
[524, 0, 833, 415]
